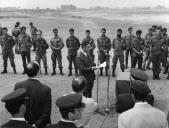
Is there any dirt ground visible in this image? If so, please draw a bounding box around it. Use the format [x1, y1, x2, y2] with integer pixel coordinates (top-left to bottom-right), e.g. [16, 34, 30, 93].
[0, 10, 169, 128]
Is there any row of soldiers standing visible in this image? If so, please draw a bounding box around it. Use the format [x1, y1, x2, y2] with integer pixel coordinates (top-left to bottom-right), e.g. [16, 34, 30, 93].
[0, 22, 169, 79]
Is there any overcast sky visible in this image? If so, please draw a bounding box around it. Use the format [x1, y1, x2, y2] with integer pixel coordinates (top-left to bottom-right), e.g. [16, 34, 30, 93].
[0, 0, 169, 9]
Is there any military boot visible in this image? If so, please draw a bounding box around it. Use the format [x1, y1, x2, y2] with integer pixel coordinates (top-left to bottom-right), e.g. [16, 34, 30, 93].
[142, 65, 146, 71]
[60, 69, 64, 76]
[121, 68, 124, 72]
[1, 67, 7, 74]
[112, 69, 115, 77]
[68, 69, 72, 76]
[100, 68, 103, 76]
[75, 69, 78, 76]
[153, 71, 156, 80]
[156, 73, 160, 80]
[163, 66, 168, 74]
[45, 68, 48, 75]
[167, 74, 169, 80]
[51, 67, 56, 76]
[22, 67, 27, 74]
[13, 67, 17, 74]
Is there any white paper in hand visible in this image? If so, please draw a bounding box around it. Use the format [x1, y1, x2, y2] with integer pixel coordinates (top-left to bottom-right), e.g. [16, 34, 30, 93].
[99, 62, 106, 68]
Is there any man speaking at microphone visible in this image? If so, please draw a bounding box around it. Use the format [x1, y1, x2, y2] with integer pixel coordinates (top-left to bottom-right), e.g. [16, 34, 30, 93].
[76, 42, 96, 98]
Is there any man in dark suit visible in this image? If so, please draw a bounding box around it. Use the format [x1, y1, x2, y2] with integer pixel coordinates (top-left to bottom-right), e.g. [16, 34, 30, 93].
[14, 61, 52, 128]
[1, 88, 33, 128]
[76, 41, 96, 98]
[47, 93, 85, 128]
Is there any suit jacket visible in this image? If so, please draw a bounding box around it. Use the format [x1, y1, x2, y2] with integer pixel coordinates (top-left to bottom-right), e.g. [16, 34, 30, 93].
[14, 78, 52, 128]
[47, 121, 78, 128]
[76, 51, 95, 83]
[1, 120, 33, 128]
[118, 102, 168, 128]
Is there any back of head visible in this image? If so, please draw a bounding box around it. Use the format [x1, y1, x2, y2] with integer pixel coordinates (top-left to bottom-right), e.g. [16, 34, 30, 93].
[72, 76, 87, 93]
[26, 61, 40, 77]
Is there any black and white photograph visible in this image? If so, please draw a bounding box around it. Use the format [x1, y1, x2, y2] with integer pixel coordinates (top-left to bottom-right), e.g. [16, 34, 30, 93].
[0, 0, 169, 128]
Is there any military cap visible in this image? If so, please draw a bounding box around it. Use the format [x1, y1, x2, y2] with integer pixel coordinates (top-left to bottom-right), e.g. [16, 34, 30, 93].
[130, 68, 148, 81]
[130, 80, 151, 95]
[1, 88, 27, 103]
[56, 93, 85, 111]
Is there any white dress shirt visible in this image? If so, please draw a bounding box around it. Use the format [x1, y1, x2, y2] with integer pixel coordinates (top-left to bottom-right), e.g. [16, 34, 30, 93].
[118, 102, 168, 128]
[75, 96, 98, 128]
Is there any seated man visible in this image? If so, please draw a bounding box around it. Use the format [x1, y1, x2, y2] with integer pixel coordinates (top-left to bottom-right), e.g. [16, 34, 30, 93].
[118, 80, 168, 128]
[1, 88, 33, 128]
[71, 76, 98, 128]
[47, 93, 85, 128]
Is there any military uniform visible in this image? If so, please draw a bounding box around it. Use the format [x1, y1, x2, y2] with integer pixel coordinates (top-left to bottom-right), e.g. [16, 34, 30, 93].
[112, 36, 125, 77]
[0, 34, 16, 74]
[150, 35, 164, 79]
[162, 34, 169, 73]
[142, 33, 153, 70]
[0, 26, 3, 36]
[35, 37, 49, 75]
[18, 34, 32, 74]
[132, 37, 146, 70]
[124, 34, 135, 68]
[66, 36, 80, 76]
[97, 35, 111, 75]
[82, 36, 95, 62]
[1, 88, 33, 128]
[12, 26, 21, 54]
[30, 26, 37, 51]
[50, 36, 64, 75]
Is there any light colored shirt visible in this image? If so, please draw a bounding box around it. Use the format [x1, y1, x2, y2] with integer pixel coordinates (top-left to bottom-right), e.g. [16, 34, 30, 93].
[75, 96, 98, 128]
[118, 102, 168, 128]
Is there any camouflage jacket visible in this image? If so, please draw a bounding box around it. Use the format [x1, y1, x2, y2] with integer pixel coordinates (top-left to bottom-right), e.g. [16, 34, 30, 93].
[97, 36, 111, 53]
[66, 36, 80, 56]
[124, 34, 135, 49]
[36, 37, 49, 55]
[18, 34, 32, 52]
[50, 36, 64, 53]
[0, 34, 15, 53]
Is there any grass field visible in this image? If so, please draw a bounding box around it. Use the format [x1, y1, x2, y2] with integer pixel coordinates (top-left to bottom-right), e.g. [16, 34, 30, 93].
[0, 9, 169, 128]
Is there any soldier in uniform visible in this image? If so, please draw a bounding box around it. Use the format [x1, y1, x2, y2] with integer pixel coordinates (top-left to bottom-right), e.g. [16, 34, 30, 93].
[112, 29, 126, 77]
[66, 28, 80, 76]
[50, 28, 64, 76]
[35, 30, 49, 75]
[150, 29, 164, 80]
[1, 88, 33, 128]
[18, 26, 32, 74]
[0, 27, 17, 74]
[132, 30, 146, 70]
[161, 28, 169, 74]
[82, 30, 95, 62]
[97, 28, 111, 76]
[124, 27, 135, 69]
[142, 28, 153, 71]
[29, 22, 37, 51]
[12, 22, 21, 54]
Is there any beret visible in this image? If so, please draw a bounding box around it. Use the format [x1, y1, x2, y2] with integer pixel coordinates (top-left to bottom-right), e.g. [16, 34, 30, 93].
[130, 68, 148, 81]
[1, 88, 27, 103]
[130, 80, 151, 95]
[56, 93, 85, 111]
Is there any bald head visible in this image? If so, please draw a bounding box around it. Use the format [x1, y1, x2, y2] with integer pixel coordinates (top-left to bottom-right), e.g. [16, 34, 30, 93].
[72, 76, 87, 93]
[26, 61, 40, 77]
